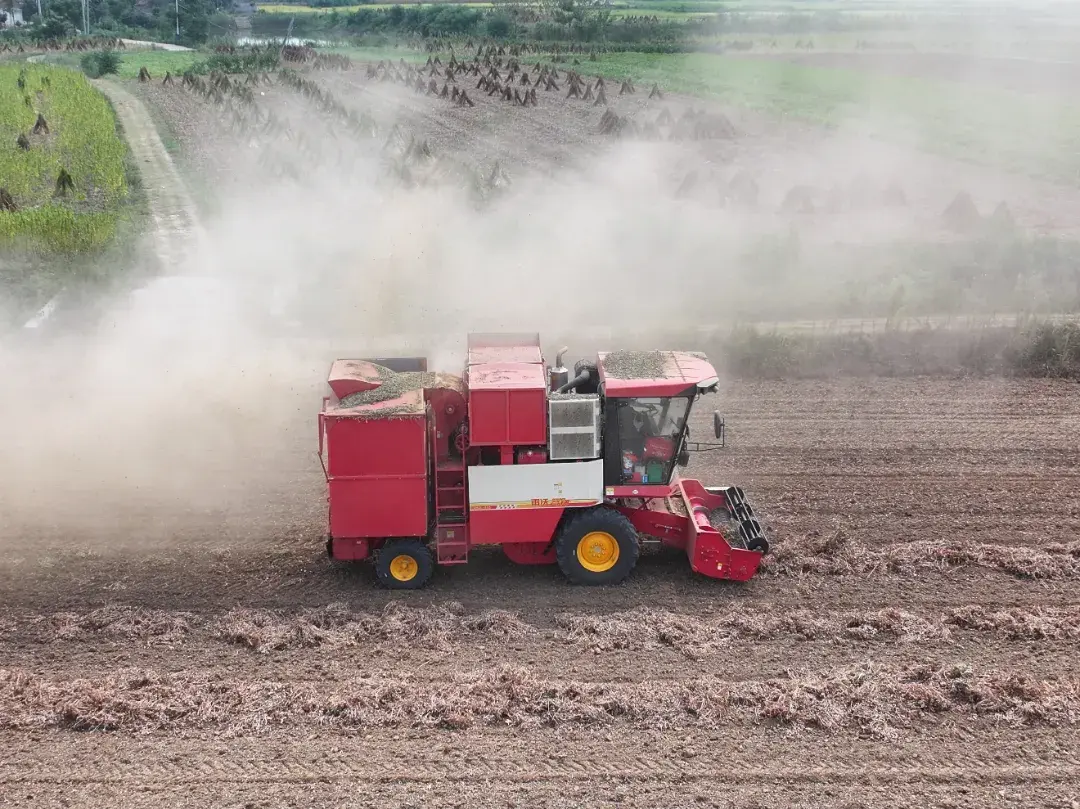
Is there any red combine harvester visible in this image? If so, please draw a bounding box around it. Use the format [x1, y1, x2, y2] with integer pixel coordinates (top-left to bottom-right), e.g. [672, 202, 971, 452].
[318, 333, 768, 589]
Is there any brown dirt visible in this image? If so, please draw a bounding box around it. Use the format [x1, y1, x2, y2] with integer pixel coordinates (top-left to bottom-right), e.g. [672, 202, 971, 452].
[3, 378, 1080, 806]
[95, 80, 203, 269]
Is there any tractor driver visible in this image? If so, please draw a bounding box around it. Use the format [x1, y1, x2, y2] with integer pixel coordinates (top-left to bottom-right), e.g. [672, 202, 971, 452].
[619, 401, 656, 480]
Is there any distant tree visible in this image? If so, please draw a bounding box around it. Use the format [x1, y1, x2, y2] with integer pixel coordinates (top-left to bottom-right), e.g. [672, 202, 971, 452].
[208, 10, 236, 33]
[38, 12, 73, 38]
[155, 0, 212, 45]
[45, 0, 83, 33]
[486, 12, 512, 38]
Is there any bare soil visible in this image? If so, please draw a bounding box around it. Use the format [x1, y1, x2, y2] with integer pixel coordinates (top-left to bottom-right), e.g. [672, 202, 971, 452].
[3, 379, 1080, 807]
[96, 80, 203, 270]
[129, 62, 1080, 240]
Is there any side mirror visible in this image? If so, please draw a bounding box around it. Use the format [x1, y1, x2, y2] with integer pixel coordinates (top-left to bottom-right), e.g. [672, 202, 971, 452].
[713, 411, 725, 440]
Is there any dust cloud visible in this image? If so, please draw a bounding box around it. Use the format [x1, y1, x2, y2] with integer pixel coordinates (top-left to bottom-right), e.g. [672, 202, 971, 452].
[0, 46, 1069, 549]
[0, 123, 766, 548]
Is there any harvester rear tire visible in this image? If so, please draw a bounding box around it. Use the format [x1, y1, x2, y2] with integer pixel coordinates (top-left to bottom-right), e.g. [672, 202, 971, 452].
[375, 539, 434, 590]
[555, 507, 639, 586]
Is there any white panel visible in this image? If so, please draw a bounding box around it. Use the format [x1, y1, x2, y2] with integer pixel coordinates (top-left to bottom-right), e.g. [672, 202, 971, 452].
[548, 395, 601, 460]
[469, 460, 604, 509]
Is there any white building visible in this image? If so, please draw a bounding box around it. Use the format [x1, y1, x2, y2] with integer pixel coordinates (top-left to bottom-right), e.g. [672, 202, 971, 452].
[0, 4, 25, 28]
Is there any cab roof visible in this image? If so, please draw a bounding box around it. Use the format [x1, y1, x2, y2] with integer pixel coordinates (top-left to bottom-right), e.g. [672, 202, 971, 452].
[466, 332, 543, 366]
[598, 350, 719, 398]
[465, 332, 547, 391]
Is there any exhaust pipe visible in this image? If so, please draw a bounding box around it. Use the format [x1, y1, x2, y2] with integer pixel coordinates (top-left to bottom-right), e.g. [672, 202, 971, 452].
[556, 370, 590, 394]
[549, 346, 570, 392]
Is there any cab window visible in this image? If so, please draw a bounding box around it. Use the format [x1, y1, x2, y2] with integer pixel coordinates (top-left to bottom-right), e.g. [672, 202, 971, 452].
[612, 396, 691, 485]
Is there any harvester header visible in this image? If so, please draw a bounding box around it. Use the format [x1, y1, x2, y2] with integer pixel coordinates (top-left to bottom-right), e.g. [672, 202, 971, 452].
[318, 333, 767, 589]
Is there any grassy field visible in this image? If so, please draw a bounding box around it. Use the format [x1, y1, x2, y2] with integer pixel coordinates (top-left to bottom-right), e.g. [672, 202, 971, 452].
[0, 65, 129, 254]
[256, 3, 713, 16]
[252, 0, 1029, 10]
[116, 51, 203, 80]
[562, 52, 1080, 183]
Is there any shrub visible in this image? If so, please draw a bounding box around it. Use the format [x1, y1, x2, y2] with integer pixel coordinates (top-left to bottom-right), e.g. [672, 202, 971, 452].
[1006, 322, 1080, 378]
[486, 13, 513, 39]
[80, 50, 121, 79]
[725, 327, 798, 379]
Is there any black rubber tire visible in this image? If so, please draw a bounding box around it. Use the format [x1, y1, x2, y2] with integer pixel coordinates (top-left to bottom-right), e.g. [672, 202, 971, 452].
[374, 538, 435, 590]
[555, 507, 640, 585]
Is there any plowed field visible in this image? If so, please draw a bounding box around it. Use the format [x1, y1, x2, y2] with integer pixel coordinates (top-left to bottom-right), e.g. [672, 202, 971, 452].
[3, 378, 1079, 808]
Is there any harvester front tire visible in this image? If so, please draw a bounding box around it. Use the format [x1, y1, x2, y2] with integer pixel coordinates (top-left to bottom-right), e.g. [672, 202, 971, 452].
[375, 539, 434, 590]
[555, 507, 639, 586]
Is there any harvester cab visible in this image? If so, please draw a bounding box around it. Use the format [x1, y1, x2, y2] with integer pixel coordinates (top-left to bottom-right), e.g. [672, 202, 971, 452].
[318, 333, 767, 589]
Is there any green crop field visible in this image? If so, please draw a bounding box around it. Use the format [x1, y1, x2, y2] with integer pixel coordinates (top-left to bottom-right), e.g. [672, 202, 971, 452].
[116, 50, 203, 80]
[568, 52, 1080, 183]
[0, 65, 128, 254]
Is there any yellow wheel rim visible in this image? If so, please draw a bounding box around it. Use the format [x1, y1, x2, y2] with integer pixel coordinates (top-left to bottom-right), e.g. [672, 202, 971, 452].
[576, 531, 620, 573]
[389, 554, 419, 582]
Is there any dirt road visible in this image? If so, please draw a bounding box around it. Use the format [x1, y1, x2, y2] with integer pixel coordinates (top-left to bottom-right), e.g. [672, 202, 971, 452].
[96, 80, 203, 271]
[2, 378, 1079, 807]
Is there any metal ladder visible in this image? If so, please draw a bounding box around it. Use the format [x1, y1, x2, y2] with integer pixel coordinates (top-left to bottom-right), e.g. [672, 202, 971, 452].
[434, 459, 469, 564]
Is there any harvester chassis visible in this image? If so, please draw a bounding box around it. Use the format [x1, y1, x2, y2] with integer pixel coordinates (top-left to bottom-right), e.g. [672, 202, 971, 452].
[318, 334, 769, 589]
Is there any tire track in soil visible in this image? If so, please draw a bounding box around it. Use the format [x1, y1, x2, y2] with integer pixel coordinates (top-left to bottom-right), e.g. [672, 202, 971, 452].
[96, 79, 204, 271]
[3, 640, 1076, 686]
[2, 548, 1078, 613]
[2, 728, 1078, 785]
[2, 783, 1073, 809]
[5, 764, 1078, 786]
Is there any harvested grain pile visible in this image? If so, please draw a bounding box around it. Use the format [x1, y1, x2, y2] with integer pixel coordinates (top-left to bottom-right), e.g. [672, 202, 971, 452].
[881, 181, 907, 206]
[598, 108, 626, 135]
[726, 170, 759, 206]
[555, 606, 949, 658]
[33, 606, 196, 643]
[2, 662, 1076, 736]
[781, 184, 817, 214]
[213, 601, 534, 653]
[764, 530, 1080, 579]
[553, 604, 1080, 659]
[338, 367, 462, 409]
[10, 604, 1077, 657]
[989, 200, 1015, 228]
[602, 350, 667, 379]
[943, 605, 1080, 640]
[941, 191, 982, 232]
